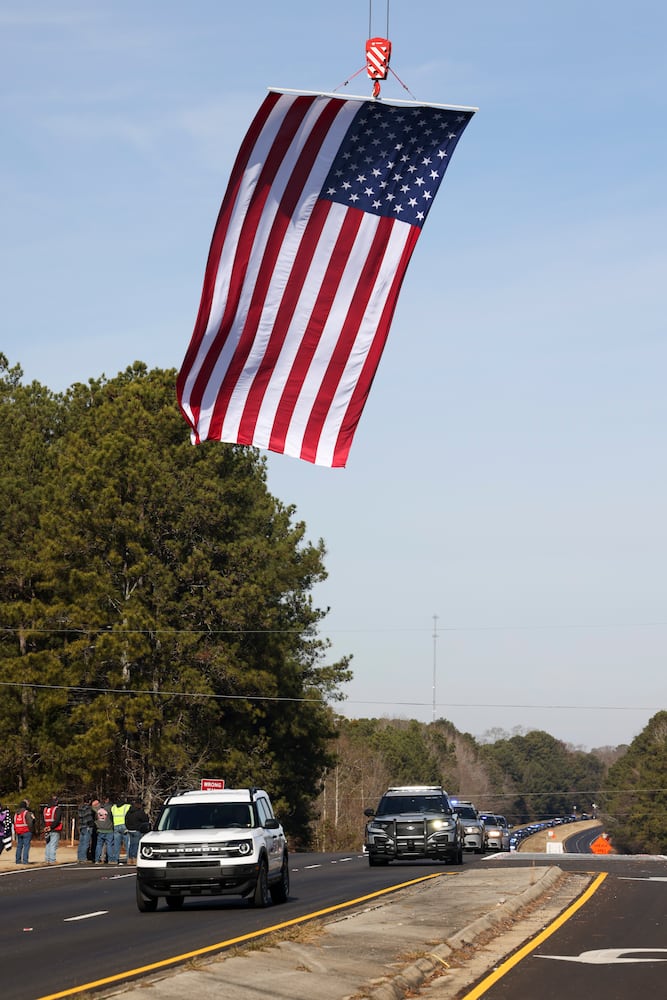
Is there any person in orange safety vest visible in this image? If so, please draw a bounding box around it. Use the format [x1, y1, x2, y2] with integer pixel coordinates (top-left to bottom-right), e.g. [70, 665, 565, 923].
[43, 795, 63, 864]
[14, 798, 36, 864]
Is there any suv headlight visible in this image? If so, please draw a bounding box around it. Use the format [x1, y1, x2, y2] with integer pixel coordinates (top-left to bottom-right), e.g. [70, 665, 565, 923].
[464, 825, 479, 834]
[430, 819, 453, 830]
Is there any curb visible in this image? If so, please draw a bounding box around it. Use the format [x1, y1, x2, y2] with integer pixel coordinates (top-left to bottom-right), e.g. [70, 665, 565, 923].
[367, 866, 564, 1000]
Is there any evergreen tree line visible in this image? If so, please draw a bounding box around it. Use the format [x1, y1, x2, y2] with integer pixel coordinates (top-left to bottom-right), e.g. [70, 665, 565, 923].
[1, 357, 663, 853]
[0, 357, 351, 843]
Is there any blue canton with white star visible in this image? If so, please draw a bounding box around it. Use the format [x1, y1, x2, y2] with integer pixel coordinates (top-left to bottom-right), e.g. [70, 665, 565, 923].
[320, 101, 474, 228]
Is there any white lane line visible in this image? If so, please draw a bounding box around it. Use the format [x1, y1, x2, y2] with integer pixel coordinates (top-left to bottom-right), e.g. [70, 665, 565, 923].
[291, 856, 364, 872]
[619, 876, 667, 882]
[64, 911, 108, 922]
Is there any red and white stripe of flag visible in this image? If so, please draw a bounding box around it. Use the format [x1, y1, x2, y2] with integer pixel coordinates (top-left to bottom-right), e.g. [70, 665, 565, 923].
[177, 91, 418, 467]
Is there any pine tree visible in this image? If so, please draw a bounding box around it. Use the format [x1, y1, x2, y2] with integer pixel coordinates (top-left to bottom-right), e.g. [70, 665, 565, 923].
[0, 361, 351, 841]
[603, 711, 667, 853]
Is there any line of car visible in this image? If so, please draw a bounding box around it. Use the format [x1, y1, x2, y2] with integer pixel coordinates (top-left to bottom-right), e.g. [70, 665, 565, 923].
[362, 786, 515, 865]
[507, 814, 584, 851]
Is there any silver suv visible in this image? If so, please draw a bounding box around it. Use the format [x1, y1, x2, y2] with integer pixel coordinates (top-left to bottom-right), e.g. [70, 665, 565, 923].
[136, 787, 289, 911]
[450, 799, 485, 853]
[364, 785, 463, 866]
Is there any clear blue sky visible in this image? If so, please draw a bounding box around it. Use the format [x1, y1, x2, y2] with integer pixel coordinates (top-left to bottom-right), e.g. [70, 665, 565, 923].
[3, 1, 665, 750]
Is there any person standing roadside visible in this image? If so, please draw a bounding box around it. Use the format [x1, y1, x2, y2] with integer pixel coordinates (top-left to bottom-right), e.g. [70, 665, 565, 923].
[14, 799, 36, 864]
[42, 796, 63, 864]
[125, 798, 151, 864]
[94, 798, 114, 864]
[0, 802, 12, 854]
[111, 795, 131, 865]
[89, 798, 100, 861]
[77, 794, 95, 863]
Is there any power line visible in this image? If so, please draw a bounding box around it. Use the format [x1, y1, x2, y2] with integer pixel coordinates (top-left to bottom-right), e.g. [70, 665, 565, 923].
[458, 789, 666, 797]
[0, 679, 660, 712]
[0, 680, 326, 703]
[1, 620, 667, 636]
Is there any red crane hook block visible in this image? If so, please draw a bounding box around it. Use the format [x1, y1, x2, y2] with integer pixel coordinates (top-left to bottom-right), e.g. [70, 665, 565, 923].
[366, 37, 391, 96]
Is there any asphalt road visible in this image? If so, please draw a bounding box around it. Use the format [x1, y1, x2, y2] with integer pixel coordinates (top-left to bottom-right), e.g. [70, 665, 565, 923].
[3, 846, 665, 1000]
[436, 856, 667, 1000]
[2, 851, 472, 999]
[563, 823, 605, 853]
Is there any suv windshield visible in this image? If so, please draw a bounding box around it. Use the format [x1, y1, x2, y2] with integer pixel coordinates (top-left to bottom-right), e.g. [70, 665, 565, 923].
[456, 806, 478, 820]
[376, 794, 451, 816]
[158, 802, 254, 831]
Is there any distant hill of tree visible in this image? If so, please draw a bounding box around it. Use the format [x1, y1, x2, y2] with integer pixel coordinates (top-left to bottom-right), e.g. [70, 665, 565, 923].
[312, 715, 666, 854]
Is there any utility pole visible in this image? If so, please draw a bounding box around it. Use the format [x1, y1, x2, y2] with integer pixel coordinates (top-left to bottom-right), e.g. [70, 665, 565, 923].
[432, 614, 439, 722]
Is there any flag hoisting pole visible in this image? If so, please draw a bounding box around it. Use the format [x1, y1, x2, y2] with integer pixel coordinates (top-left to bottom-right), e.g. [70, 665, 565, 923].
[432, 614, 439, 723]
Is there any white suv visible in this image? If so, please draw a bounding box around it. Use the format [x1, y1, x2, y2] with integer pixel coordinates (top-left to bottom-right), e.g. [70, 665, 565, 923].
[136, 787, 289, 911]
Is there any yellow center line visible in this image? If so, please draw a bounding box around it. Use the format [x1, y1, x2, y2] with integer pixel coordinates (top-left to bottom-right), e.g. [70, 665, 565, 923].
[36, 870, 456, 1000]
[459, 871, 609, 999]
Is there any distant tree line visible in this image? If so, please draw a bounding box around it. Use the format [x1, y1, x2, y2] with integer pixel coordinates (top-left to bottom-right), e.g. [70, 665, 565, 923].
[311, 714, 665, 854]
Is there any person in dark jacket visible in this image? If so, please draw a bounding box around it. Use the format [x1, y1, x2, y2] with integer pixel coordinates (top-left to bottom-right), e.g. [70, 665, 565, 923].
[93, 798, 114, 864]
[77, 794, 95, 863]
[89, 798, 100, 860]
[14, 799, 36, 864]
[125, 799, 151, 864]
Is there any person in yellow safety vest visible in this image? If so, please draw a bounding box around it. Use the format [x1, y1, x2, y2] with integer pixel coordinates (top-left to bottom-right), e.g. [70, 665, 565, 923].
[111, 796, 131, 865]
[590, 832, 613, 854]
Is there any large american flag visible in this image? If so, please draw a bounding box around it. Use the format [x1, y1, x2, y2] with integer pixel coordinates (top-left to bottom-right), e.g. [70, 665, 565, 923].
[177, 90, 475, 467]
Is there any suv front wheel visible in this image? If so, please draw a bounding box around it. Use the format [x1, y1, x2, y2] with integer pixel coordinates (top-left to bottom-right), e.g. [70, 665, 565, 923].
[136, 881, 157, 912]
[252, 858, 271, 907]
[270, 853, 290, 904]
